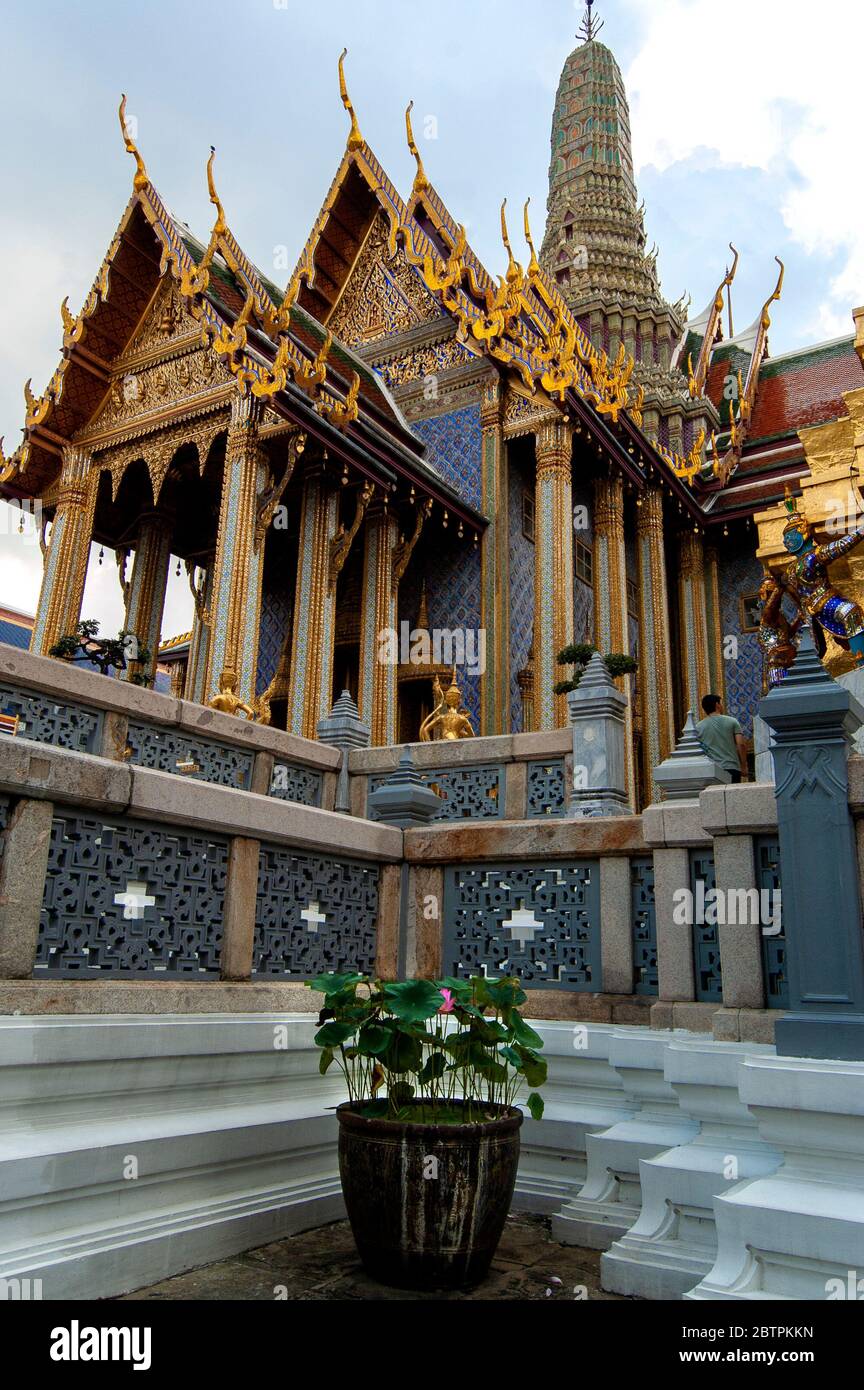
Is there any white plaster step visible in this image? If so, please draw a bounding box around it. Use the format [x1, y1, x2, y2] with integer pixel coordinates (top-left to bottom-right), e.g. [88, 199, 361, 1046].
[601, 1040, 781, 1299]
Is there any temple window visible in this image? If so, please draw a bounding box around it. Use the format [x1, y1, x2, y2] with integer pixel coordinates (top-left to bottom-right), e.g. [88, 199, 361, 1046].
[575, 540, 593, 586]
[522, 490, 536, 543]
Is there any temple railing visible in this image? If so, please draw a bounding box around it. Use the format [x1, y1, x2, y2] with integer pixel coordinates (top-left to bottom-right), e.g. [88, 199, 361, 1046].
[349, 730, 572, 822]
[0, 730, 400, 1005]
[0, 644, 339, 808]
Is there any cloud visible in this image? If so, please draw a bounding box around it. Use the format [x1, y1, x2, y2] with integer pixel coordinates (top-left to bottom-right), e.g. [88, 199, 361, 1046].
[622, 0, 862, 335]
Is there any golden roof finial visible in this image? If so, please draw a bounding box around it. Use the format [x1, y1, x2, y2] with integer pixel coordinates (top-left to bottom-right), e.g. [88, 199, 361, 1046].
[523, 199, 541, 278]
[761, 255, 785, 329]
[118, 95, 149, 192]
[206, 146, 227, 236]
[405, 101, 429, 193]
[338, 49, 363, 152]
[500, 199, 521, 284]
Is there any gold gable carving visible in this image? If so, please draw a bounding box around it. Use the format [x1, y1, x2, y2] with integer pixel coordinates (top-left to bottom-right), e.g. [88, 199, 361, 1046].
[117, 276, 203, 367]
[85, 347, 231, 440]
[328, 213, 445, 347]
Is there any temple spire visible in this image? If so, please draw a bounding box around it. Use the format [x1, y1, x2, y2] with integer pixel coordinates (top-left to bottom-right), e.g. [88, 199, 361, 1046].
[578, 0, 603, 42]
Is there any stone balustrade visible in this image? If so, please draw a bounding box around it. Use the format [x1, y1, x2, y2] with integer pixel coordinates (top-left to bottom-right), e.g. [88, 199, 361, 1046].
[0, 643, 339, 809]
[348, 728, 573, 822]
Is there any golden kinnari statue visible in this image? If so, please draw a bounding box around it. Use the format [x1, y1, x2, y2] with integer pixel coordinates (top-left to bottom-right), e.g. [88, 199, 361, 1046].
[419, 668, 475, 742]
[209, 669, 256, 720]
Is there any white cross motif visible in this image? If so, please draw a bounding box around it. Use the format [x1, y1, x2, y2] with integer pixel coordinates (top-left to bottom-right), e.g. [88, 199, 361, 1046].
[114, 880, 156, 921]
[300, 901, 326, 934]
[502, 902, 543, 949]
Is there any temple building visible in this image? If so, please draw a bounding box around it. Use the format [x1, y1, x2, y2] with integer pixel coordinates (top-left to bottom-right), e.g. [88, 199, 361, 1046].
[2, 9, 862, 810]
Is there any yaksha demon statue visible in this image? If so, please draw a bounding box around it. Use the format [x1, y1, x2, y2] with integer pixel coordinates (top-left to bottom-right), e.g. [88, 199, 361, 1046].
[757, 570, 803, 692]
[771, 487, 864, 668]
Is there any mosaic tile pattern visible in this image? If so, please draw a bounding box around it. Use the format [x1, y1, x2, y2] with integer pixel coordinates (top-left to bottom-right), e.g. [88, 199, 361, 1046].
[0, 795, 8, 872]
[36, 813, 227, 976]
[425, 535, 482, 733]
[0, 683, 101, 753]
[508, 456, 535, 731]
[412, 405, 483, 513]
[126, 721, 254, 790]
[442, 860, 601, 990]
[252, 845, 379, 977]
[719, 539, 764, 735]
[526, 760, 567, 817]
[256, 583, 292, 698]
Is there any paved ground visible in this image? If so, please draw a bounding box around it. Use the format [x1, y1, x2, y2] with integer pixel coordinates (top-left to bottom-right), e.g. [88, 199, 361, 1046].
[119, 1212, 633, 1301]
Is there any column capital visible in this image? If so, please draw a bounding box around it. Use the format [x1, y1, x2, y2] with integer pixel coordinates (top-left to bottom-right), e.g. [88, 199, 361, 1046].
[479, 377, 503, 429]
[593, 473, 625, 537]
[678, 527, 705, 579]
[535, 416, 573, 472]
[58, 444, 93, 500]
[636, 484, 664, 538]
[229, 390, 263, 435]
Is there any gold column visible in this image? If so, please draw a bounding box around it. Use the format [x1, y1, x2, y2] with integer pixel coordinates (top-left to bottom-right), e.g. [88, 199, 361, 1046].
[703, 544, 726, 704]
[593, 473, 636, 806]
[287, 464, 340, 740]
[533, 418, 574, 730]
[637, 487, 676, 799]
[480, 380, 509, 735]
[32, 445, 97, 655]
[678, 529, 712, 715]
[358, 502, 400, 746]
[205, 394, 266, 706]
[123, 512, 173, 683]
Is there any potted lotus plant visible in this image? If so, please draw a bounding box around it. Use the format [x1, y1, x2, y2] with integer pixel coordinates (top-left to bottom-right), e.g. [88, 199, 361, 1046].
[307, 971, 546, 1291]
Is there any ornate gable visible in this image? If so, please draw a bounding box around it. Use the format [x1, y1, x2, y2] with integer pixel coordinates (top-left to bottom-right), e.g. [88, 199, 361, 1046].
[328, 213, 446, 348]
[116, 275, 203, 368]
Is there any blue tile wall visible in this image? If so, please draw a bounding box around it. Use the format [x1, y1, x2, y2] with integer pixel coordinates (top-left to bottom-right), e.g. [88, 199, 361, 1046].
[412, 405, 482, 513]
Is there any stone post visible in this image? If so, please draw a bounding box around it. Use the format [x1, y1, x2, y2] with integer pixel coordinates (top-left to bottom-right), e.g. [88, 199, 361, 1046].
[0, 799, 54, 978]
[759, 630, 864, 1059]
[567, 652, 630, 817]
[366, 748, 440, 979]
[533, 417, 574, 731]
[31, 445, 97, 656]
[317, 690, 370, 814]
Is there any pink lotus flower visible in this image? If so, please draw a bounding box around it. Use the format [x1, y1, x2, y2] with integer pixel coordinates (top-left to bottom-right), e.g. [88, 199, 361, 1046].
[438, 988, 455, 1014]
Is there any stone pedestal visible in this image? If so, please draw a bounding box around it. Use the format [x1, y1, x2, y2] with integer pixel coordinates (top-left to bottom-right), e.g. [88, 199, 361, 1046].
[653, 711, 730, 800]
[760, 632, 864, 1059]
[551, 1030, 700, 1249]
[567, 652, 631, 817]
[601, 1040, 781, 1299]
[687, 1054, 864, 1300]
[752, 714, 775, 784]
[317, 691, 369, 814]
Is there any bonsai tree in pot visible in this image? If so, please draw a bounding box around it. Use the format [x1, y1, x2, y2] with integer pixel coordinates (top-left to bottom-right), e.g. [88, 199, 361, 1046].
[554, 641, 637, 697]
[307, 971, 546, 1292]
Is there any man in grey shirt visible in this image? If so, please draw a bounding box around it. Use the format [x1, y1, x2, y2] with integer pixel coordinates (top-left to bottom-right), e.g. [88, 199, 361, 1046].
[696, 694, 749, 783]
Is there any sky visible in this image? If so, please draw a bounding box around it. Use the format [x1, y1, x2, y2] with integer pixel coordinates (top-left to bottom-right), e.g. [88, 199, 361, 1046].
[1, 0, 861, 639]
